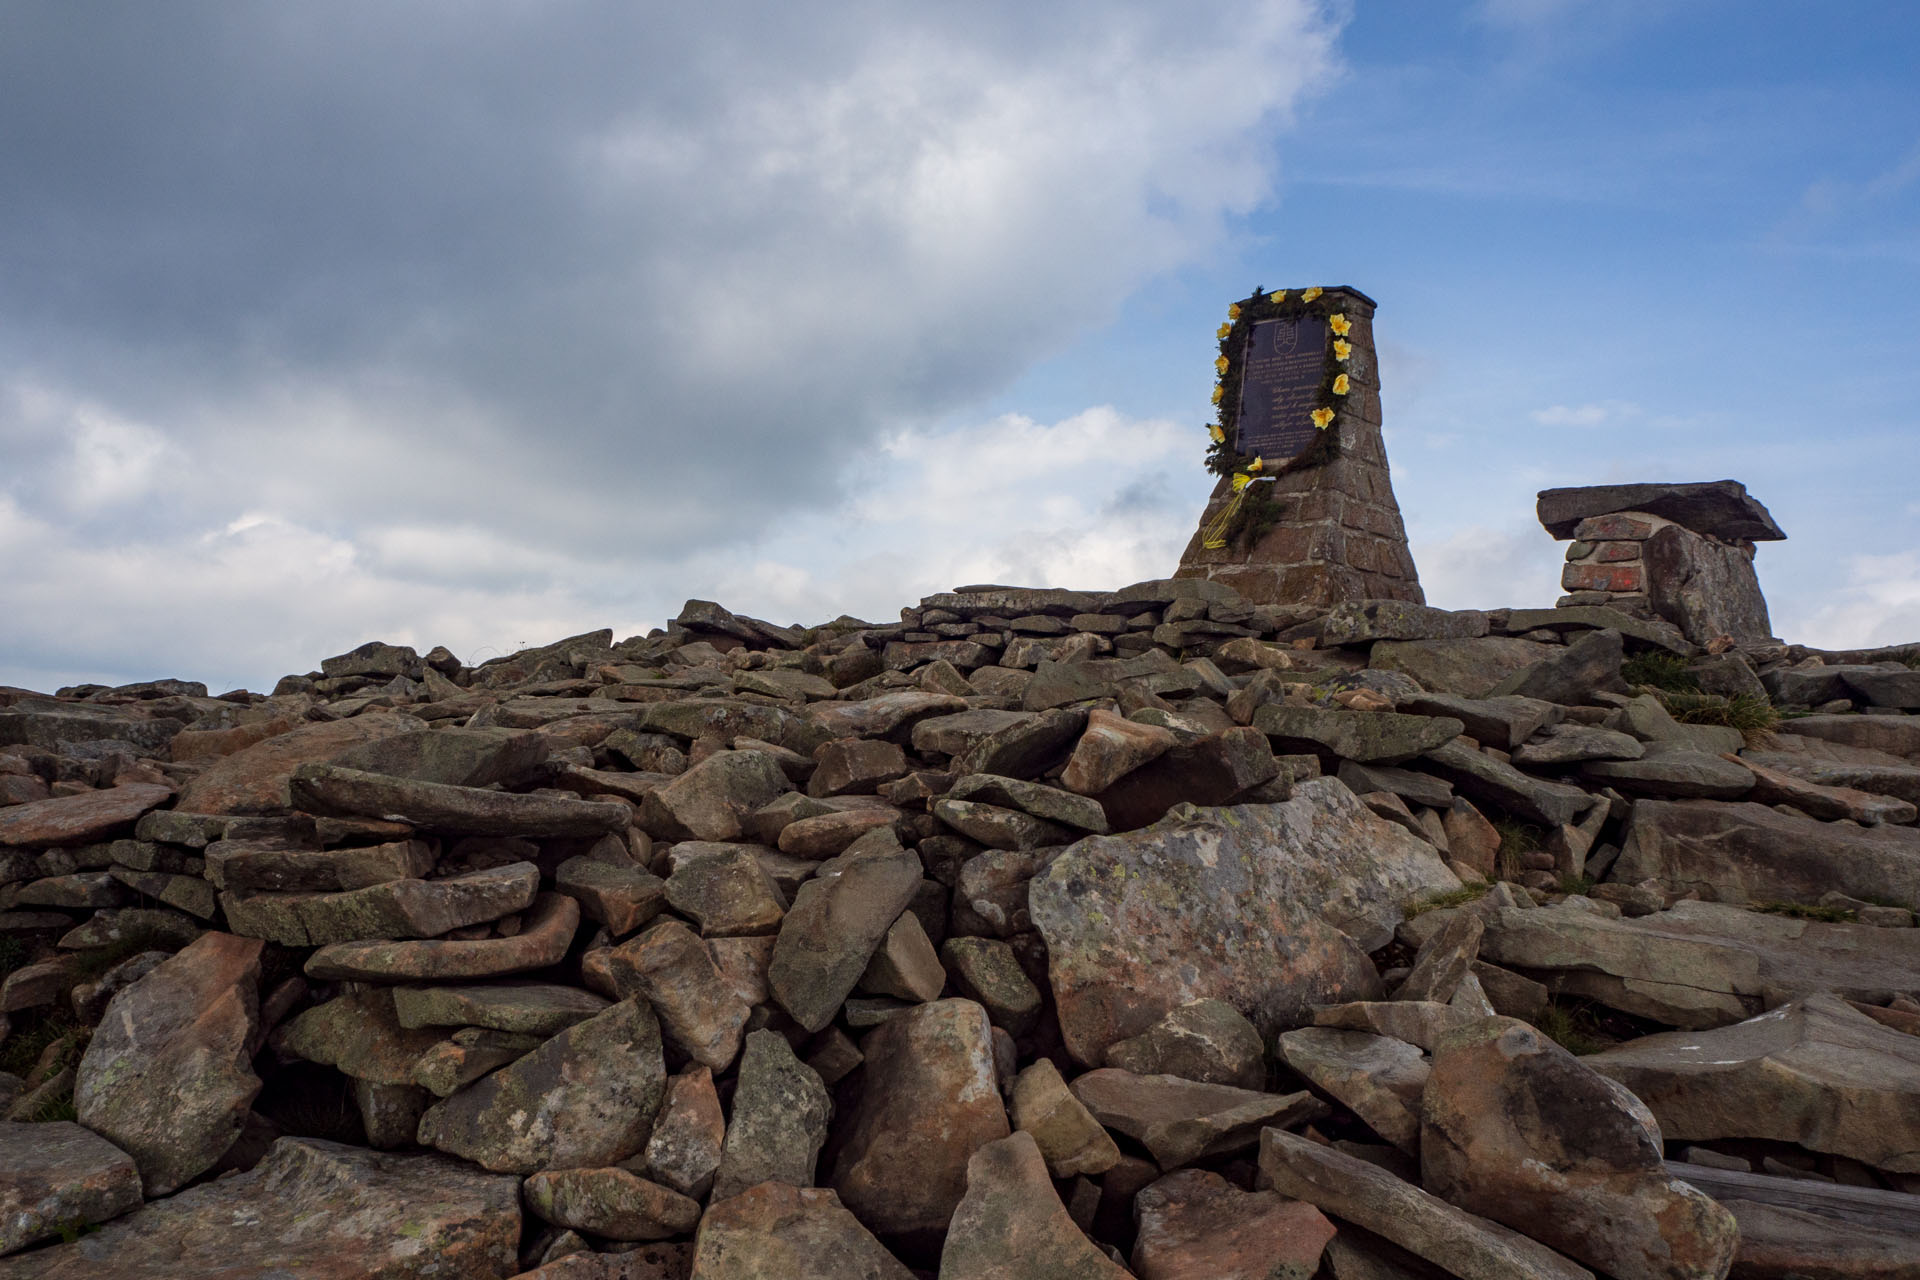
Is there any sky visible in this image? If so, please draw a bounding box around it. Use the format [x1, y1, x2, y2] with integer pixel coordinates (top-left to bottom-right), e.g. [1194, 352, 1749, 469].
[2, 1, 1917, 694]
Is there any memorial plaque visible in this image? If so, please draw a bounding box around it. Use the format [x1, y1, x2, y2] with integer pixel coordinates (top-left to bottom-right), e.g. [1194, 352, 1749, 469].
[1234, 313, 1329, 463]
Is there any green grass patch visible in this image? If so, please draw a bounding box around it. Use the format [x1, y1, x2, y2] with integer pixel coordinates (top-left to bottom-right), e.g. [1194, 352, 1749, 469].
[1658, 691, 1781, 747]
[0, 1009, 82, 1078]
[1405, 881, 1493, 918]
[1535, 1001, 1609, 1056]
[1753, 900, 1856, 923]
[1556, 874, 1596, 897]
[1493, 818, 1545, 882]
[63, 921, 190, 984]
[22, 1088, 77, 1124]
[1622, 651, 1700, 694]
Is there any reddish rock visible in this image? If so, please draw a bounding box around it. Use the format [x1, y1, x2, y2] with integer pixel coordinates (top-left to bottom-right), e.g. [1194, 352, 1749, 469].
[174, 712, 426, 815]
[1131, 1168, 1336, 1280]
[74, 930, 263, 1195]
[830, 998, 1010, 1238]
[0, 783, 173, 848]
[304, 890, 580, 981]
[939, 1132, 1130, 1280]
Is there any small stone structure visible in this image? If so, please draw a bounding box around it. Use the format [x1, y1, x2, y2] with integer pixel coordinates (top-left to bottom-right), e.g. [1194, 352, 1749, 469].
[1176, 287, 1423, 608]
[1537, 480, 1784, 644]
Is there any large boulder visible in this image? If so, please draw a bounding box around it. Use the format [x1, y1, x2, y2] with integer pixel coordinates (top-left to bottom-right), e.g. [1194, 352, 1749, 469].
[1643, 523, 1773, 643]
[1420, 1016, 1738, 1280]
[1615, 799, 1920, 907]
[0, 1138, 520, 1280]
[1535, 481, 1785, 542]
[74, 930, 263, 1195]
[1030, 778, 1458, 1063]
[830, 998, 1010, 1239]
[1586, 993, 1920, 1174]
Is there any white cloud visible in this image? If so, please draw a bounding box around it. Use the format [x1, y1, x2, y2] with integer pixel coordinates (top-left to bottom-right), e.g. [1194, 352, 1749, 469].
[1529, 400, 1641, 427]
[1782, 551, 1920, 651]
[1409, 522, 1565, 613]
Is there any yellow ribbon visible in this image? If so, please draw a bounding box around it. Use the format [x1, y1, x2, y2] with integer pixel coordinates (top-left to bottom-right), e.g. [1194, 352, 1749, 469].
[1200, 463, 1265, 549]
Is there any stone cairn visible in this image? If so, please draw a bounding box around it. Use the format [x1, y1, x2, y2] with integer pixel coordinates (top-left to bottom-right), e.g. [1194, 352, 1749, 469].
[0, 574, 1918, 1278]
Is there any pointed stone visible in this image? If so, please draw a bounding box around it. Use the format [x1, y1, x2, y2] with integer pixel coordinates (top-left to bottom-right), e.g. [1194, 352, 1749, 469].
[1069, 1069, 1325, 1169]
[74, 930, 263, 1195]
[768, 832, 923, 1032]
[606, 919, 750, 1071]
[642, 1066, 725, 1199]
[1395, 912, 1483, 1004]
[1011, 1058, 1120, 1178]
[1060, 708, 1178, 795]
[711, 1029, 831, 1201]
[1279, 1028, 1429, 1153]
[938, 1132, 1131, 1280]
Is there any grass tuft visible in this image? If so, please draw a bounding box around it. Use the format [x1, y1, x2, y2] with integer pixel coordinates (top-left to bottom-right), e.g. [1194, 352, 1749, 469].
[1493, 818, 1545, 882]
[1405, 881, 1493, 918]
[1658, 691, 1781, 748]
[1556, 874, 1596, 897]
[1536, 1001, 1608, 1056]
[1622, 651, 1700, 694]
[0, 1010, 82, 1078]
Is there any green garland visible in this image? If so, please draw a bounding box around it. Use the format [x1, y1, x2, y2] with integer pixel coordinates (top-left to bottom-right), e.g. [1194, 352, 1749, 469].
[1203, 285, 1353, 480]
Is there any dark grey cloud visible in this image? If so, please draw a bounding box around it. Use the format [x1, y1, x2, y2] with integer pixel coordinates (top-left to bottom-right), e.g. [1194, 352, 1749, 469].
[0, 1, 1338, 688]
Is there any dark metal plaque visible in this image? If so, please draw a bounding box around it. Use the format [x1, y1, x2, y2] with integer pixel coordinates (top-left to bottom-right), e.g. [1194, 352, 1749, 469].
[1233, 314, 1328, 462]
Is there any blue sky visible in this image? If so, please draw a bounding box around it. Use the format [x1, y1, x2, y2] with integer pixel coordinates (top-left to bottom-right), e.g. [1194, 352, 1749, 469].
[2, 2, 1916, 693]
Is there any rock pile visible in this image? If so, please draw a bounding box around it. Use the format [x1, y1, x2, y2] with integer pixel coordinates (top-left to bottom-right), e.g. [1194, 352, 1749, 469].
[1, 580, 1918, 1278]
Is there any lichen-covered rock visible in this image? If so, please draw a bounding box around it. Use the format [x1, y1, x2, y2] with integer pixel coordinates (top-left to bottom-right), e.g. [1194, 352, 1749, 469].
[74, 930, 263, 1195]
[0, 783, 175, 848]
[767, 831, 923, 1032]
[418, 998, 665, 1174]
[1103, 998, 1266, 1089]
[0, 1121, 142, 1256]
[0, 1138, 520, 1280]
[1030, 779, 1457, 1064]
[710, 1028, 831, 1201]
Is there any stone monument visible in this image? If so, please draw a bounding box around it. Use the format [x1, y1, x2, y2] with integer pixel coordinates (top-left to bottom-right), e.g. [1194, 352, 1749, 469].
[1174, 286, 1423, 607]
[1537, 479, 1784, 644]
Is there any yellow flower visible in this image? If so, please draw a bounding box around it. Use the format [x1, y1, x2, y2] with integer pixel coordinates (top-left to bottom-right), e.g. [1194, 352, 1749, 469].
[1216, 322, 1231, 340]
[1302, 286, 1322, 302]
[1247, 455, 1264, 472]
[1215, 355, 1230, 375]
[1228, 304, 1241, 320]
[1332, 373, 1351, 395]
[1209, 423, 1225, 443]
[1333, 339, 1352, 361]
[1268, 290, 1287, 303]
[1230, 473, 1251, 492]
[1211, 384, 1224, 404]
[1328, 313, 1351, 336]
[1311, 407, 1335, 429]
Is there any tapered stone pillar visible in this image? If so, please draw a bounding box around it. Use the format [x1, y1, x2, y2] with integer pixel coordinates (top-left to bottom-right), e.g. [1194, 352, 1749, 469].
[1175, 287, 1423, 607]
